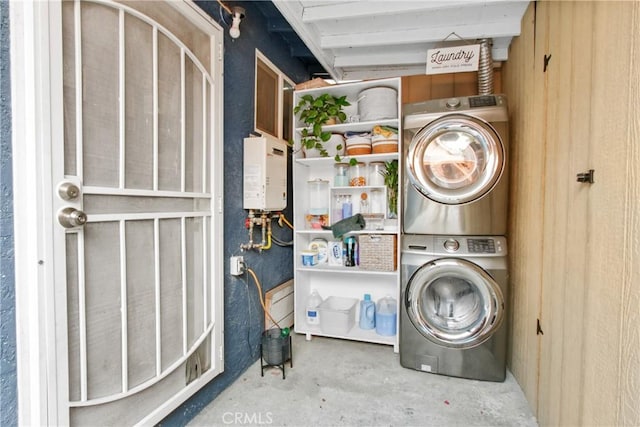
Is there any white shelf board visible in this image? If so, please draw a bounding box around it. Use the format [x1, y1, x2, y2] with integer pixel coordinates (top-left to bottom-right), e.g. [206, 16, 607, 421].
[295, 328, 396, 346]
[297, 264, 397, 275]
[295, 229, 333, 235]
[296, 229, 398, 236]
[295, 152, 398, 166]
[295, 118, 398, 134]
[330, 185, 386, 191]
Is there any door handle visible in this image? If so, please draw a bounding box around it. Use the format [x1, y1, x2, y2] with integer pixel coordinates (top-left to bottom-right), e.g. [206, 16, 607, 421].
[576, 169, 595, 184]
[58, 207, 87, 228]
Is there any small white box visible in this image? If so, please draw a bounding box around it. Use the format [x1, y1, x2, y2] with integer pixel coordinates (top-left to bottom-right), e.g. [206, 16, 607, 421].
[318, 296, 357, 335]
[328, 241, 343, 266]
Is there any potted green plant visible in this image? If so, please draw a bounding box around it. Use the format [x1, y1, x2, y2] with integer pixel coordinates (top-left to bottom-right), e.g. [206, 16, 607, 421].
[381, 159, 398, 218]
[293, 93, 350, 161]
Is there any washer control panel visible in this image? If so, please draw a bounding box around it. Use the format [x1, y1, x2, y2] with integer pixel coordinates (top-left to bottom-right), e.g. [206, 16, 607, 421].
[467, 238, 496, 253]
[402, 235, 507, 256]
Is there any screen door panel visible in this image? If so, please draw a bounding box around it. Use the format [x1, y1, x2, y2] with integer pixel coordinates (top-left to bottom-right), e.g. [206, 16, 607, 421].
[159, 218, 184, 370]
[66, 233, 81, 402]
[157, 33, 182, 192]
[185, 217, 205, 346]
[185, 58, 204, 193]
[60, 0, 218, 421]
[84, 221, 122, 399]
[125, 220, 156, 388]
[62, 0, 78, 176]
[81, 2, 119, 188]
[124, 14, 154, 190]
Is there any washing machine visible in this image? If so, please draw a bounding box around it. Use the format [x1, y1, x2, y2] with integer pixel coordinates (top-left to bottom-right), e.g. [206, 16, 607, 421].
[400, 234, 508, 382]
[403, 95, 509, 235]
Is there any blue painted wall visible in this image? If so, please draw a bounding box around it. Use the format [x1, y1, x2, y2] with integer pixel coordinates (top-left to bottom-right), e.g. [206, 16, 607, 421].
[0, 0, 17, 425]
[160, 1, 310, 424]
[0, 1, 310, 426]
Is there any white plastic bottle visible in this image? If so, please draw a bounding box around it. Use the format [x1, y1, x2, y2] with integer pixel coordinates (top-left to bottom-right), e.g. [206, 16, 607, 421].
[306, 289, 324, 326]
[375, 295, 397, 336]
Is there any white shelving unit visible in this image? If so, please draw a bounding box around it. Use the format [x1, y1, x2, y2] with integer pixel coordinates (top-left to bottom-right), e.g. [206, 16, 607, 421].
[292, 78, 401, 352]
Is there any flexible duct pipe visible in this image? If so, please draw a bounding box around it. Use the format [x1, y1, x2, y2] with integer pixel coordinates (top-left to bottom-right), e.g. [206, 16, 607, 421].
[477, 38, 493, 95]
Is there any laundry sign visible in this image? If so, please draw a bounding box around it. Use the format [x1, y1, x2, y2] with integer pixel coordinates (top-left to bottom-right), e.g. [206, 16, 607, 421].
[426, 44, 481, 75]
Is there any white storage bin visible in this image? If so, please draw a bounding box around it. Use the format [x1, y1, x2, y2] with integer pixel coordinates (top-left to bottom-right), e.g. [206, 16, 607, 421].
[358, 87, 397, 121]
[318, 296, 358, 335]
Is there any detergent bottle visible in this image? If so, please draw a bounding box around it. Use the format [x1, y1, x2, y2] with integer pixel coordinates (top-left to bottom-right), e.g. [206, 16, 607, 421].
[358, 294, 376, 330]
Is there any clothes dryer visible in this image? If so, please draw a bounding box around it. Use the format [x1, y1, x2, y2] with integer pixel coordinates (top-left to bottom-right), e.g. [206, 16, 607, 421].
[400, 234, 508, 382]
[403, 95, 509, 235]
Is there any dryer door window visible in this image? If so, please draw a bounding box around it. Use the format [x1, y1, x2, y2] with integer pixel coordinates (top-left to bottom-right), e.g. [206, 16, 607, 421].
[407, 114, 504, 204]
[405, 258, 504, 348]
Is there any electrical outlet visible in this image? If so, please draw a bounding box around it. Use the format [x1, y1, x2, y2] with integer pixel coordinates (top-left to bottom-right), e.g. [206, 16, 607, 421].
[230, 256, 244, 276]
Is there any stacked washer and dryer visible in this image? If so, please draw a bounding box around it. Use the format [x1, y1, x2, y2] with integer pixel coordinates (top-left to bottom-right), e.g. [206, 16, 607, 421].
[400, 95, 510, 382]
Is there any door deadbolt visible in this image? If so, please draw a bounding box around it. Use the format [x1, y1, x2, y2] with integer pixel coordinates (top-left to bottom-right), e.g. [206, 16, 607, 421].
[58, 207, 87, 228]
[58, 182, 81, 201]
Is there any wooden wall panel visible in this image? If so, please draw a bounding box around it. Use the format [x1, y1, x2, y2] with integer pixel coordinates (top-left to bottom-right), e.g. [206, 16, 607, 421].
[621, 5, 640, 416]
[451, 71, 478, 96]
[492, 67, 502, 96]
[401, 74, 432, 103]
[537, 2, 567, 421]
[430, 73, 456, 99]
[620, 6, 640, 424]
[557, 3, 593, 424]
[401, 69, 502, 104]
[500, 2, 542, 414]
[503, 1, 640, 426]
[538, 2, 596, 425]
[583, 1, 640, 425]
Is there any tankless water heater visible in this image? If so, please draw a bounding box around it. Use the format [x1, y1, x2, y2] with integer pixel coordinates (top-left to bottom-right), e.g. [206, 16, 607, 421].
[243, 135, 287, 211]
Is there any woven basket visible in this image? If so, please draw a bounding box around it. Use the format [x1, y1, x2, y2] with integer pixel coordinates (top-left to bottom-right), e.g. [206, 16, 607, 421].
[345, 136, 372, 155]
[358, 234, 397, 271]
[371, 140, 398, 154]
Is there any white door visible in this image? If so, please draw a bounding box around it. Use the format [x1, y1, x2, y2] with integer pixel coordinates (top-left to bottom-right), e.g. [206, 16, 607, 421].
[11, 1, 224, 425]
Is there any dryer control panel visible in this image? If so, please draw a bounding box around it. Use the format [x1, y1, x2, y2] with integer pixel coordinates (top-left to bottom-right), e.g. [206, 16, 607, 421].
[469, 95, 498, 108]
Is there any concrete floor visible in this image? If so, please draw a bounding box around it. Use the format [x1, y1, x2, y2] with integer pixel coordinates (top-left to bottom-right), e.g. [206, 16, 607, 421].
[190, 333, 538, 426]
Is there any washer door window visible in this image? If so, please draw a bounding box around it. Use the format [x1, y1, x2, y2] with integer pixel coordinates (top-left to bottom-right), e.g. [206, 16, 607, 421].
[405, 258, 504, 349]
[407, 114, 504, 205]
